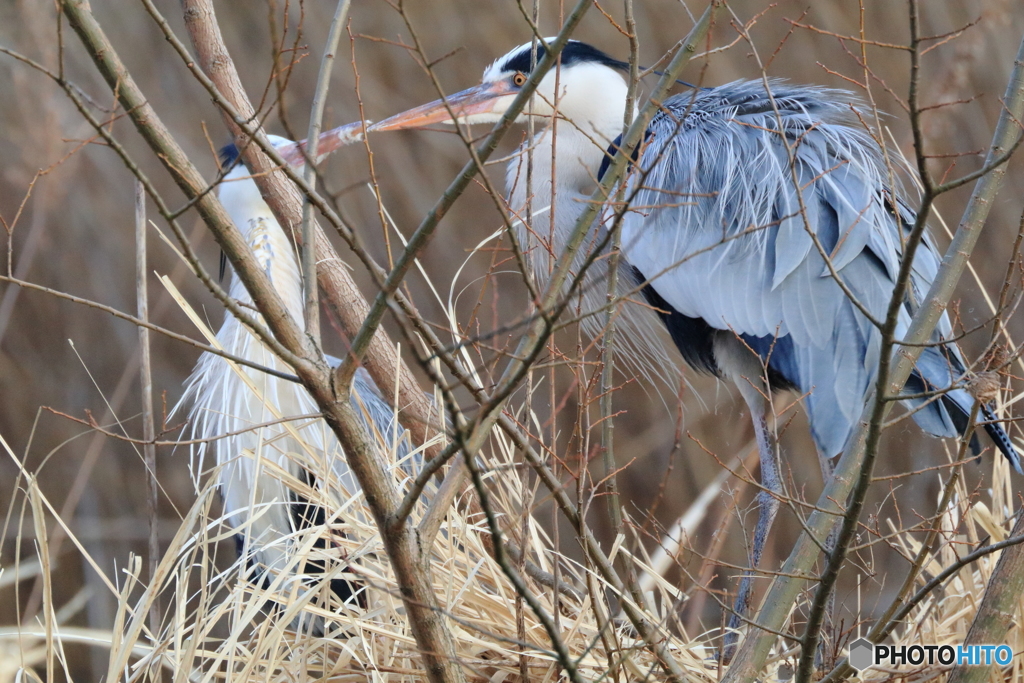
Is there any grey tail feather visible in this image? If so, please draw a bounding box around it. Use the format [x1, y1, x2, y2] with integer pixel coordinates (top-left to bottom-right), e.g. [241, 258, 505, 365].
[981, 403, 1024, 475]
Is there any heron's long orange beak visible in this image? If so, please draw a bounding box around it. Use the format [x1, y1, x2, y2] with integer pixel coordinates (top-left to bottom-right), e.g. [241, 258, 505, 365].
[370, 81, 515, 131]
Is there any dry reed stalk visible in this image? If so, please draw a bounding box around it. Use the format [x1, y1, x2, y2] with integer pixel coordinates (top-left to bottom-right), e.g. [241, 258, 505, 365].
[6, 412, 1024, 682]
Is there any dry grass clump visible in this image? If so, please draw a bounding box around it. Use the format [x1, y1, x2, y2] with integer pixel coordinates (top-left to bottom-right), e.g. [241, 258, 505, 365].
[5, 417, 1024, 682]
[855, 455, 1024, 683]
[0, 418, 716, 681]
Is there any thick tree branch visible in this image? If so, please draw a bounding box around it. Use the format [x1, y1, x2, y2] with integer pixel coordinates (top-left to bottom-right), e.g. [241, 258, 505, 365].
[177, 2, 470, 680]
[60, 0, 313, 373]
[174, 0, 443, 456]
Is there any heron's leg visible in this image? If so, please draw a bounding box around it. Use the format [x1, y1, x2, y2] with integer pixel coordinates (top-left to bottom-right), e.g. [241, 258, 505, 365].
[816, 452, 840, 670]
[724, 394, 781, 656]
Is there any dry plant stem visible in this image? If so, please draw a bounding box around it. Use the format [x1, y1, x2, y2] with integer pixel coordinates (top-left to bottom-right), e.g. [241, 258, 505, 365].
[135, 181, 161, 655]
[593, 0, 640, 617]
[10, 204, 208, 621]
[726, 31, 1024, 683]
[26, 477, 55, 683]
[300, 0, 351, 345]
[450, 7, 718, 680]
[62, 410, 325, 447]
[946, 510, 1024, 683]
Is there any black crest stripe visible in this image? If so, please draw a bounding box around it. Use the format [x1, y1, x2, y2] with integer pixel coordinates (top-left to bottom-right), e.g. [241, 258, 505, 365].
[499, 40, 627, 75]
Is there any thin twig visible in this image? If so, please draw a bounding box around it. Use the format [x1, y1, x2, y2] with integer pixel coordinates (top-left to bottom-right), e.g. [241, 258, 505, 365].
[135, 181, 161, 660]
[0, 275, 299, 381]
[299, 0, 351, 346]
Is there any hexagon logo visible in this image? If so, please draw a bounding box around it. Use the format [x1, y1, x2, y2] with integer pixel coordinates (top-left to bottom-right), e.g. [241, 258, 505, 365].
[848, 638, 874, 671]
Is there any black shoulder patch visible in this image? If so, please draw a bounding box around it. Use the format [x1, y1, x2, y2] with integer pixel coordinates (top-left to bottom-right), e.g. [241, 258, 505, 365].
[500, 40, 627, 75]
[219, 142, 240, 171]
[561, 41, 627, 70]
[633, 265, 721, 379]
[597, 131, 650, 182]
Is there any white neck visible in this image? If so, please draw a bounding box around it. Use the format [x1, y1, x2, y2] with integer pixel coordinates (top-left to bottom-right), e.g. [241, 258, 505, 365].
[505, 66, 631, 277]
[218, 168, 306, 325]
[500, 76, 678, 384]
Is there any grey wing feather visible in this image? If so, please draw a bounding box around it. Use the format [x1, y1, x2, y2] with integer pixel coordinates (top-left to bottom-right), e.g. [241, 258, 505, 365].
[620, 79, 1007, 460]
[351, 366, 417, 472]
[323, 356, 420, 471]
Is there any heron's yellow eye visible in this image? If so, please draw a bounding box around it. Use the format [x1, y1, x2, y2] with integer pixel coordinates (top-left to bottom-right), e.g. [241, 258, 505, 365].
[512, 72, 527, 87]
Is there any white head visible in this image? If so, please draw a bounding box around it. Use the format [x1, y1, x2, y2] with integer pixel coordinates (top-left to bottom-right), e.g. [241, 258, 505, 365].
[371, 40, 630, 139]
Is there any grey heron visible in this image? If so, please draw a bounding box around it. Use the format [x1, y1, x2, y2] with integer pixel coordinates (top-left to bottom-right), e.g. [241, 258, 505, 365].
[180, 136, 415, 623]
[368, 39, 1023, 635]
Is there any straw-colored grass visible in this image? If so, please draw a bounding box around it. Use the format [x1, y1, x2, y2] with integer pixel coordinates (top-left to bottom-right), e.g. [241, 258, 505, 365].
[0, 435, 1020, 682]
[3, 392, 1024, 682]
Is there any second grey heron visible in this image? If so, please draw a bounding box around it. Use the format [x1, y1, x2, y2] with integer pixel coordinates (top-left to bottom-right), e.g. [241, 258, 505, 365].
[180, 136, 416, 625]
[367, 39, 1023, 635]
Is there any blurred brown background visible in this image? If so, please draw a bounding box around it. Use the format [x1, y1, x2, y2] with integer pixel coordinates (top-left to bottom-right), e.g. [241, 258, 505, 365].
[1, 0, 1022, 677]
